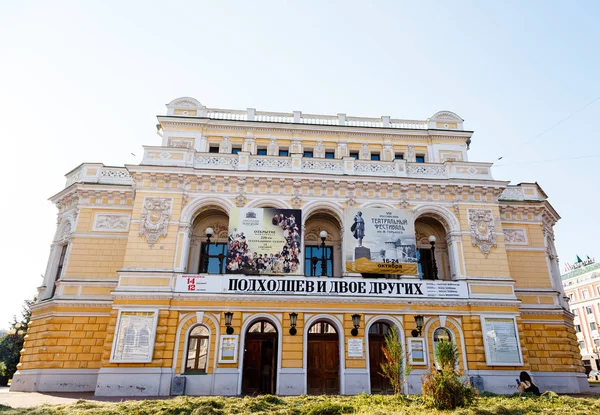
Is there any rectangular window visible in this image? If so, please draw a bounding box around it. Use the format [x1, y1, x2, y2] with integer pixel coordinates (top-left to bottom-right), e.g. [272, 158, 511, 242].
[579, 341, 585, 349]
[349, 152, 359, 159]
[257, 148, 267, 156]
[209, 146, 219, 153]
[416, 155, 425, 163]
[573, 308, 578, 316]
[394, 153, 404, 160]
[481, 316, 523, 366]
[51, 245, 68, 298]
[575, 324, 581, 332]
[200, 242, 228, 274]
[591, 322, 597, 331]
[569, 293, 574, 301]
[304, 245, 333, 277]
[325, 151, 335, 159]
[587, 306, 593, 314]
[370, 153, 380, 161]
[303, 150, 313, 158]
[232, 147, 241, 155]
[582, 289, 588, 299]
[110, 310, 158, 363]
[595, 339, 600, 348]
[279, 149, 289, 157]
[597, 286, 600, 296]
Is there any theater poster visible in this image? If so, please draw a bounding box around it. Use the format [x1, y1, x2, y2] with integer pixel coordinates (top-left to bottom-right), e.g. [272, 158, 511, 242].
[344, 207, 418, 275]
[226, 208, 302, 275]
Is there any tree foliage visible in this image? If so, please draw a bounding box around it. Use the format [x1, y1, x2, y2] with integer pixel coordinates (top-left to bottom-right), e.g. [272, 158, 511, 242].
[0, 298, 34, 378]
[380, 326, 411, 395]
[421, 339, 476, 409]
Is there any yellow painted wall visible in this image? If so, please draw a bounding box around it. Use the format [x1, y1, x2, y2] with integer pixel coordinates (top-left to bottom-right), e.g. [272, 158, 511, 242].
[65, 237, 127, 279]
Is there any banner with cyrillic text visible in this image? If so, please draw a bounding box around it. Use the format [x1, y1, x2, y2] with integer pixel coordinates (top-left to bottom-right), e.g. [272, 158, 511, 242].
[176, 275, 468, 299]
[344, 207, 418, 275]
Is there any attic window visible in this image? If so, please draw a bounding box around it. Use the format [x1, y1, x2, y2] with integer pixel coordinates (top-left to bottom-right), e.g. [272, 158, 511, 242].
[209, 146, 219, 153]
[416, 155, 425, 163]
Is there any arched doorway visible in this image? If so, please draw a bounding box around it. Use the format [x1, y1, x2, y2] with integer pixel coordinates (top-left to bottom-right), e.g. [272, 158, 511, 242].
[242, 320, 278, 395]
[307, 321, 339, 394]
[368, 321, 393, 394]
[415, 216, 451, 280]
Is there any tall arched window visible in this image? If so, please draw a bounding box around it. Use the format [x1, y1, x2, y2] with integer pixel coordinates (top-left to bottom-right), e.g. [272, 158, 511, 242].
[433, 327, 453, 368]
[186, 325, 210, 372]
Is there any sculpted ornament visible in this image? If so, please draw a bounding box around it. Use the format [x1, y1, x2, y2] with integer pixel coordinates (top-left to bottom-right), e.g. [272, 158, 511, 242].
[467, 209, 497, 257]
[140, 197, 173, 247]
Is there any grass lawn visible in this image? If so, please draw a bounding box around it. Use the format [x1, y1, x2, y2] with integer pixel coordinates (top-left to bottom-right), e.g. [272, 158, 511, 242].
[0, 394, 599, 415]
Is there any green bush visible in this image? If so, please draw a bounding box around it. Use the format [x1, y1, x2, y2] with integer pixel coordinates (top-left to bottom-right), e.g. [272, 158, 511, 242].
[421, 339, 476, 410]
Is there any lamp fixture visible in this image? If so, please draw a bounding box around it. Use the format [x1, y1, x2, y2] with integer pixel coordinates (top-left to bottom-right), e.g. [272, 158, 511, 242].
[351, 313, 361, 337]
[203, 227, 214, 273]
[205, 227, 214, 238]
[412, 315, 424, 337]
[224, 311, 234, 334]
[289, 312, 298, 335]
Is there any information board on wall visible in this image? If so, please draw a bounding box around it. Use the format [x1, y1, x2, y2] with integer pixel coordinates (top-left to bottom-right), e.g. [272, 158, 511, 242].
[344, 208, 418, 275]
[176, 274, 469, 299]
[111, 311, 157, 363]
[482, 317, 523, 365]
[226, 208, 302, 276]
[347, 338, 364, 357]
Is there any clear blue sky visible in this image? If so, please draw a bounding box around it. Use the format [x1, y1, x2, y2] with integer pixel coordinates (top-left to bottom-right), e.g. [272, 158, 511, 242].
[1, 1, 598, 327]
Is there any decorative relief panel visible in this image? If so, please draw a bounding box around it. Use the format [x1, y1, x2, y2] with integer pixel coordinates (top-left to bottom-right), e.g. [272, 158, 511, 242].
[439, 150, 463, 162]
[467, 209, 497, 257]
[499, 188, 524, 201]
[167, 137, 194, 149]
[503, 227, 528, 245]
[140, 197, 172, 246]
[93, 213, 131, 232]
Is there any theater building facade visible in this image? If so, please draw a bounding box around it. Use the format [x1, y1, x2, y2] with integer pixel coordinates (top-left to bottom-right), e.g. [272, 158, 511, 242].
[12, 97, 587, 396]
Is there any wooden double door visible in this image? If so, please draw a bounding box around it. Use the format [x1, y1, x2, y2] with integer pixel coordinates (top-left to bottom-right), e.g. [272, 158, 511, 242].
[307, 331, 340, 395]
[242, 331, 277, 395]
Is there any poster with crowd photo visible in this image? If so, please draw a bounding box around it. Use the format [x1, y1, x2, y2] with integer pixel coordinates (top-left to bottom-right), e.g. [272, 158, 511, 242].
[226, 208, 303, 276]
[344, 207, 418, 275]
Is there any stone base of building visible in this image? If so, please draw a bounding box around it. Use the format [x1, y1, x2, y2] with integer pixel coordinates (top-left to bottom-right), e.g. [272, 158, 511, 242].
[10, 369, 99, 392]
[95, 368, 172, 396]
[465, 370, 590, 394]
[10, 368, 590, 396]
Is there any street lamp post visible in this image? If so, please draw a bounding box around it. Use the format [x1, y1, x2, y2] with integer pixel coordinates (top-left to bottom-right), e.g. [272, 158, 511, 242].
[203, 227, 213, 273]
[429, 235, 438, 280]
[320, 230, 328, 277]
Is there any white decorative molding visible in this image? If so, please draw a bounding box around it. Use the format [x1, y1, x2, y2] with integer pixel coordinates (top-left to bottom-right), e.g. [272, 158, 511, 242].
[93, 213, 131, 232]
[168, 138, 193, 149]
[140, 197, 172, 247]
[407, 164, 446, 177]
[503, 227, 528, 245]
[467, 208, 497, 257]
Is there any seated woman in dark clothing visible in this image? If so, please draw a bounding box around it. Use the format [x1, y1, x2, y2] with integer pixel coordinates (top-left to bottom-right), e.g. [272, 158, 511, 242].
[517, 371, 541, 396]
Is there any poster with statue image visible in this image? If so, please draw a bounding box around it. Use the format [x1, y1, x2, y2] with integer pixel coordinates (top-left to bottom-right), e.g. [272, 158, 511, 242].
[344, 207, 418, 275]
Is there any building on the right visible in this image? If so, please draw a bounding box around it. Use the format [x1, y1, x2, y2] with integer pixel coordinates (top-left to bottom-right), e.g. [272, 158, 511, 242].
[562, 256, 600, 373]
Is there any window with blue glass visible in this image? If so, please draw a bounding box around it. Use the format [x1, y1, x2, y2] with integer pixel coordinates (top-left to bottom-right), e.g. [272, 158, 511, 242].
[257, 148, 267, 156]
[304, 245, 333, 277]
[395, 153, 404, 160]
[325, 151, 335, 159]
[303, 150, 313, 158]
[232, 147, 241, 154]
[371, 153, 380, 161]
[349, 152, 359, 159]
[200, 242, 227, 274]
[416, 155, 425, 163]
[279, 149, 289, 157]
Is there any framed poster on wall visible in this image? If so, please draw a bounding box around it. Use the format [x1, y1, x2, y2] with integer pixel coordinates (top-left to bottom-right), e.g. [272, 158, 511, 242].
[110, 309, 158, 363]
[481, 316, 523, 366]
[408, 338, 427, 365]
[218, 335, 239, 363]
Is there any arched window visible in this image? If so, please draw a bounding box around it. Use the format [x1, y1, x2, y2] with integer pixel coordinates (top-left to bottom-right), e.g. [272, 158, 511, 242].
[433, 327, 453, 367]
[186, 325, 210, 372]
[369, 322, 392, 335]
[248, 321, 276, 333]
[138, 328, 150, 348]
[308, 321, 337, 334]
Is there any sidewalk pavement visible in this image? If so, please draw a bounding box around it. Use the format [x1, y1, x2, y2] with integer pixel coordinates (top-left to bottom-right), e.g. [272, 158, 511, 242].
[0, 387, 166, 408]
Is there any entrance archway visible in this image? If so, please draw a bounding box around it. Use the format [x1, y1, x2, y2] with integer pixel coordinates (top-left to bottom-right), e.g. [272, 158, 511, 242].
[242, 320, 278, 395]
[368, 321, 393, 394]
[307, 321, 340, 394]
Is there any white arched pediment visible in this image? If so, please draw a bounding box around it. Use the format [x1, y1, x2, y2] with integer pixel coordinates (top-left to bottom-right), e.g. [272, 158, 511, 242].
[180, 197, 234, 225]
[245, 199, 292, 209]
[167, 97, 203, 108]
